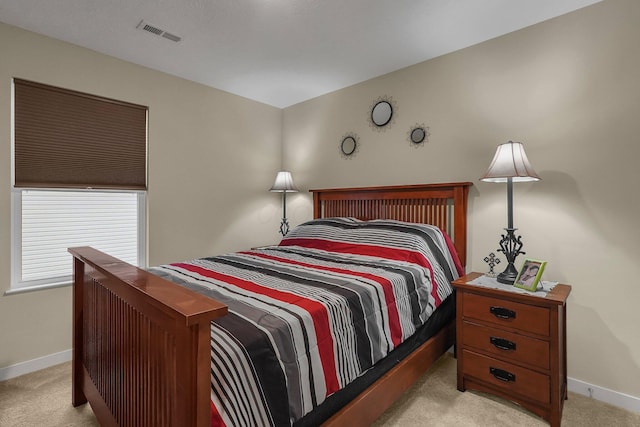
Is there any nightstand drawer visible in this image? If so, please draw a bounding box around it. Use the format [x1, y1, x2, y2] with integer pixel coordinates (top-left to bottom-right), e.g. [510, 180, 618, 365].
[462, 292, 550, 337]
[463, 350, 550, 404]
[462, 321, 550, 370]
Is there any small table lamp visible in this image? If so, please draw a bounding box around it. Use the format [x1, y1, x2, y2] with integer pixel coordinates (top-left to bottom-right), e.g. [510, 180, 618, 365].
[270, 171, 299, 236]
[480, 141, 540, 284]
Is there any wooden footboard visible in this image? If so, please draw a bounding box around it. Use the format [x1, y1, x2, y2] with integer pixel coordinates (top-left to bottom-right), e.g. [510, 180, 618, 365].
[69, 247, 227, 427]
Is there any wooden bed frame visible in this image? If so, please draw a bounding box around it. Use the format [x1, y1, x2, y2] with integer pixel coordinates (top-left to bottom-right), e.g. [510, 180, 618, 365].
[70, 181, 471, 426]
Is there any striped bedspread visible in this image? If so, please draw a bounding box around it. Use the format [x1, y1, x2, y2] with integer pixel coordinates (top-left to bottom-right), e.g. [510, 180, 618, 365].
[149, 218, 462, 427]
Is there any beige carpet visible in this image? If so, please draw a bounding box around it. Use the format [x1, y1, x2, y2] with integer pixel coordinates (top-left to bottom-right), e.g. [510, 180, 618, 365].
[1, 353, 638, 426]
[0, 362, 98, 427]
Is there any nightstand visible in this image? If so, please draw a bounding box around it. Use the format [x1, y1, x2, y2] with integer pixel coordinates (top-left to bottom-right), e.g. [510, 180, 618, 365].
[452, 272, 571, 427]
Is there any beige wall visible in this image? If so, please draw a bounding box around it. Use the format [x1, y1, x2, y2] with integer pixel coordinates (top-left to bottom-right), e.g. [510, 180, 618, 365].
[0, 23, 283, 367]
[283, 0, 640, 398]
[2, 0, 639, 403]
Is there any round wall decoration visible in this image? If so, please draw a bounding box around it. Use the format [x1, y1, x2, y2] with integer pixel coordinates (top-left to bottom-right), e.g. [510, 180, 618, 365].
[408, 124, 430, 147]
[371, 101, 393, 127]
[340, 133, 359, 158]
[368, 96, 397, 131]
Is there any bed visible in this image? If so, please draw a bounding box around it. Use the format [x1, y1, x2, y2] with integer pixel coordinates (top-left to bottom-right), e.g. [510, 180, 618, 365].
[69, 182, 472, 426]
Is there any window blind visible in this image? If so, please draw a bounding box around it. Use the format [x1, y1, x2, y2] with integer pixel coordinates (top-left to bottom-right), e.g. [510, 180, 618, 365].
[19, 190, 140, 285]
[13, 79, 148, 190]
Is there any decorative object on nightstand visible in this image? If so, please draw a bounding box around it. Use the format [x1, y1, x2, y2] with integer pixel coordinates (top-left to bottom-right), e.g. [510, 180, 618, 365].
[453, 272, 571, 427]
[514, 259, 547, 292]
[483, 252, 501, 277]
[270, 171, 299, 236]
[480, 141, 540, 284]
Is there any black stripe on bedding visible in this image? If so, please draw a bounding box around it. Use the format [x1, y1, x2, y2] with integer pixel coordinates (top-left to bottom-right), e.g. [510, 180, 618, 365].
[210, 255, 376, 378]
[210, 323, 270, 427]
[152, 265, 319, 417]
[286, 218, 457, 282]
[215, 314, 289, 427]
[271, 247, 430, 328]
[361, 222, 456, 281]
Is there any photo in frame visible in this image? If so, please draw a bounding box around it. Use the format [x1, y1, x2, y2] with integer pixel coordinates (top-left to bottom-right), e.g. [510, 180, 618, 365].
[514, 259, 547, 291]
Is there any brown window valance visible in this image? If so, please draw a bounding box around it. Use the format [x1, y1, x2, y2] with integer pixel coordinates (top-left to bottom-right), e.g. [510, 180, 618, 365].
[13, 79, 148, 190]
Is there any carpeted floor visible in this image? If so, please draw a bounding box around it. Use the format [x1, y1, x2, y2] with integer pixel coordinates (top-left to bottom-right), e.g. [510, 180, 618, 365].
[0, 361, 97, 427]
[1, 353, 638, 426]
[372, 354, 640, 427]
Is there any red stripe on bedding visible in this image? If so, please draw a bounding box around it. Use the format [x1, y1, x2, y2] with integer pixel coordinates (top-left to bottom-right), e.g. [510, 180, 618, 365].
[172, 262, 341, 395]
[243, 252, 403, 347]
[441, 229, 464, 277]
[211, 400, 225, 427]
[279, 238, 442, 306]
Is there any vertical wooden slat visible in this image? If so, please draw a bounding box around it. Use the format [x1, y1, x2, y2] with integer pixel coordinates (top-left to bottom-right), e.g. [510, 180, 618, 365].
[134, 313, 138, 426]
[144, 318, 151, 426]
[72, 257, 86, 406]
[152, 323, 158, 426]
[128, 306, 133, 426]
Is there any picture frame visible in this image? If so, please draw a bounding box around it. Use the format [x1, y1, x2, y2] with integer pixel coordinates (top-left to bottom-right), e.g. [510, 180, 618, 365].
[514, 259, 547, 291]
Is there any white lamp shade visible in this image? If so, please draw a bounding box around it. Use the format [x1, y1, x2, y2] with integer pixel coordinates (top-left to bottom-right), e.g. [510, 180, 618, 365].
[480, 141, 541, 183]
[269, 171, 299, 192]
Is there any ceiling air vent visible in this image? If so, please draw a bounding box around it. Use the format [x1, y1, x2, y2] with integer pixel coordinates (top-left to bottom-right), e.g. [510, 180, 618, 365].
[136, 20, 182, 42]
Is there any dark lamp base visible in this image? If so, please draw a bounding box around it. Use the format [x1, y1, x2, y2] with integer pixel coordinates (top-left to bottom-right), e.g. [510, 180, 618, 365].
[497, 263, 519, 285]
[496, 224, 524, 285]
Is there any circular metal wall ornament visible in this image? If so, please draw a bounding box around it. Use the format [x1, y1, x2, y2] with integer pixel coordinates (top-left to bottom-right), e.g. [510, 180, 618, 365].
[368, 96, 397, 131]
[340, 133, 359, 159]
[407, 124, 430, 147]
[341, 136, 357, 155]
[410, 127, 426, 143]
[371, 101, 392, 127]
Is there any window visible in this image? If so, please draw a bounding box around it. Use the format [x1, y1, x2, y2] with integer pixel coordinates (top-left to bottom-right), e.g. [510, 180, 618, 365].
[10, 79, 148, 293]
[11, 190, 146, 291]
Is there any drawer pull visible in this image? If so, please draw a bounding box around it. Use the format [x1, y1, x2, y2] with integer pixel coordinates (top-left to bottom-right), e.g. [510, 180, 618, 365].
[490, 306, 516, 320]
[490, 336, 516, 351]
[490, 367, 516, 382]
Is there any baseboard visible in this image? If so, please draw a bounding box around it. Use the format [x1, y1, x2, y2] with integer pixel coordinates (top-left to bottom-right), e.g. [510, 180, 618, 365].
[2, 348, 639, 416]
[0, 349, 72, 382]
[568, 378, 640, 414]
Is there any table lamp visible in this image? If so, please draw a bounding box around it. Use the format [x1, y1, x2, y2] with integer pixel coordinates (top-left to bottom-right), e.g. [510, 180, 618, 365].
[480, 141, 540, 284]
[270, 171, 299, 236]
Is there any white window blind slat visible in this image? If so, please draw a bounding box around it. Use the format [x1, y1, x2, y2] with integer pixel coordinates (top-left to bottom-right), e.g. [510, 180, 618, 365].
[18, 190, 141, 285]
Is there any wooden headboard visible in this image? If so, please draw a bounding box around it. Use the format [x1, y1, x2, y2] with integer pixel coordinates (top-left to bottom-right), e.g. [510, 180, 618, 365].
[310, 182, 472, 267]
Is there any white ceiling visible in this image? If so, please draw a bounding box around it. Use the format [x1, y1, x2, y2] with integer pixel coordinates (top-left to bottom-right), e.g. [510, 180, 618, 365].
[0, 0, 601, 108]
